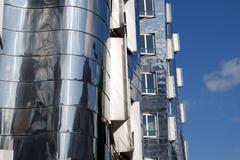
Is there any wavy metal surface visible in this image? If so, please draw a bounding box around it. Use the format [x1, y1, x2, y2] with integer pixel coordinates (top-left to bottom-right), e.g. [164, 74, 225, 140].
[140, 0, 185, 159]
[0, 0, 110, 159]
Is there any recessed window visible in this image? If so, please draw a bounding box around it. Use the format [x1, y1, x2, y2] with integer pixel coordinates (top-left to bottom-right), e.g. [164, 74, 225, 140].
[140, 0, 155, 17]
[140, 34, 156, 55]
[143, 113, 158, 138]
[144, 158, 158, 160]
[142, 73, 157, 95]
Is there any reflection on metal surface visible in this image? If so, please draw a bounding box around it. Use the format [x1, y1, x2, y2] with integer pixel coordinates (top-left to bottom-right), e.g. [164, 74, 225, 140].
[168, 116, 177, 142]
[166, 76, 176, 99]
[166, 3, 172, 24]
[0, 1, 3, 49]
[0, 150, 13, 160]
[106, 38, 129, 122]
[125, 0, 138, 52]
[0, 1, 111, 159]
[179, 103, 187, 124]
[141, 0, 187, 159]
[176, 67, 184, 88]
[173, 33, 181, 52]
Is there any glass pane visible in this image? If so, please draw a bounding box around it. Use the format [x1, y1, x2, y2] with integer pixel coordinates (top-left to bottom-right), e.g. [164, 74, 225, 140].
[147, 74, 155, 93]
[142, 74, 146, 93]
[148, 115, 156, 136]
[140, 35, 146, 53]
[146, 35, 154, 54]
[146, 0, 153, 16]
[139, 0, 145, 15]
[143, 115, 147, 136]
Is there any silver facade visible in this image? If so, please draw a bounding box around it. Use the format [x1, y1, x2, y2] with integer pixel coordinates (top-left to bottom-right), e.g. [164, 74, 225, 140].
[0, 1, 111, 159]
[140, 0, 188, 160]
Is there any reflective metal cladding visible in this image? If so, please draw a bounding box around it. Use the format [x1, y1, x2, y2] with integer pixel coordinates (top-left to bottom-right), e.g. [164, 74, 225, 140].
[0, 1, 111, 159]
[140, 0, 188, 159]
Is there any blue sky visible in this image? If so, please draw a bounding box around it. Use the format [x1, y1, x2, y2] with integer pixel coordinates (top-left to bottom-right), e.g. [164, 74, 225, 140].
[171, 0, 240, 159]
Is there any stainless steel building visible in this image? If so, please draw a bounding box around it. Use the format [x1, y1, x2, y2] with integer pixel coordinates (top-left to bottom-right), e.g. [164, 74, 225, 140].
[139, 0, 189, 160]
[0, 0, 142, 160]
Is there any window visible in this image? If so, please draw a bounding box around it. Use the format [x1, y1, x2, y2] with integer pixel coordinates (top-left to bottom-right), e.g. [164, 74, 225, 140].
[143, 113, 158, 138]
[140, 0, 155, 17]
[144, 158, 158, 160]
[142, 73, 157, 95]
[140, 34, 155, 55]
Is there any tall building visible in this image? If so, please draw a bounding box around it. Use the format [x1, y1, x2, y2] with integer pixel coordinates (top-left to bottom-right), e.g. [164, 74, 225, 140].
[0, 1, 142, 160]
[139, 0, 189, 160]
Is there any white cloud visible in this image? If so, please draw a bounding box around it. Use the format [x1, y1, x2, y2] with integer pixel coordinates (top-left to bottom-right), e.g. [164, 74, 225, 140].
[204, 58, 240, 92]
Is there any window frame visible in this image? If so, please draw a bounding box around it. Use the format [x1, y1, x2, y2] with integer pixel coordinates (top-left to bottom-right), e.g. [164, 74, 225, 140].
[143, 113, 158, 138]
[139, 0, 155, 18]
[144, 158, 159, 160]
[141, 72, 157, 95]
[140, 33, 156, 56]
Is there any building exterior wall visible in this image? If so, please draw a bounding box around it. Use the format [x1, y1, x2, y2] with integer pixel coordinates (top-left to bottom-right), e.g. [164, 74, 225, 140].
[0, 1, 111, 159]
[0, 0, 143, 160]
[108, 0, 143, 159]
[140, 0, 188, 160]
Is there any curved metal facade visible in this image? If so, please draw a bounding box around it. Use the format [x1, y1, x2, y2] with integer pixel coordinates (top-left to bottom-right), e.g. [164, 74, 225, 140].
[0, 1, 111, 159]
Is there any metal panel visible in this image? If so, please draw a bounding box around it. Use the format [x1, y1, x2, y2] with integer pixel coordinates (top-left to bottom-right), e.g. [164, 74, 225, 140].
[113, 102, 142, 155]
[176, 68, 184, 88]
[173, 33, 181, 52]
[166, 3, 172, 23]
[0, 150, 13, 160]
[166, 76, 176, 99]
[0, 1, 111, 159]
[167, 38, 174, 60]
[168, 116, 177, 142]
[180, 103, 187, 124]
[106, 38, 129, 121]
[140, 0, 171, 159]
[0, 0, 3, 49]
[113, 119, 133, 153]
[4, 0, 109, 25]
[131, 102, 143, 160]
[110, 0, 124, 29]
[184, 140, 189, 160]
[125, 0, 138, 52]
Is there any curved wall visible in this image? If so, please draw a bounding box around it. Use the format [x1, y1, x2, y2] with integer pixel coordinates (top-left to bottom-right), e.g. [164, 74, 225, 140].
[0, 1, 110, 159]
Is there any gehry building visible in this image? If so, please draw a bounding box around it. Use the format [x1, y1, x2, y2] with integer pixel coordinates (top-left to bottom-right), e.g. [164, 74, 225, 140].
[139, 0, 189, 159]
[0, 1, 142, 159]
[0, 0, 188, 160]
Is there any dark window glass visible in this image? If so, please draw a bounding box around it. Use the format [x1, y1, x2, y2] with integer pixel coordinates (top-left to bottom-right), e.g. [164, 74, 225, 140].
[146, 0, 153, 16]
[142, 73, 156, 94]
[143, 115, 147, 136]
[140, 34, 155, 55]
[148, 115, 156, 136]
[139, 0, 145, 15]
[139, 0, 154, 17]
[140, 35, 145, 53]
[147, 74, 155, 93]
[146, 35, 154, 53]
[142, 74, 146, 93]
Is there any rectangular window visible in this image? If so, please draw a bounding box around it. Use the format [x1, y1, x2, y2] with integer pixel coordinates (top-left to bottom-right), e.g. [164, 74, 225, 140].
[140, 34, 155, 55]
[140, 0, 155, 17]
[143, 113, 158, 138]
[142, 73, 157, 95]
[144, 158, 158, 160]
